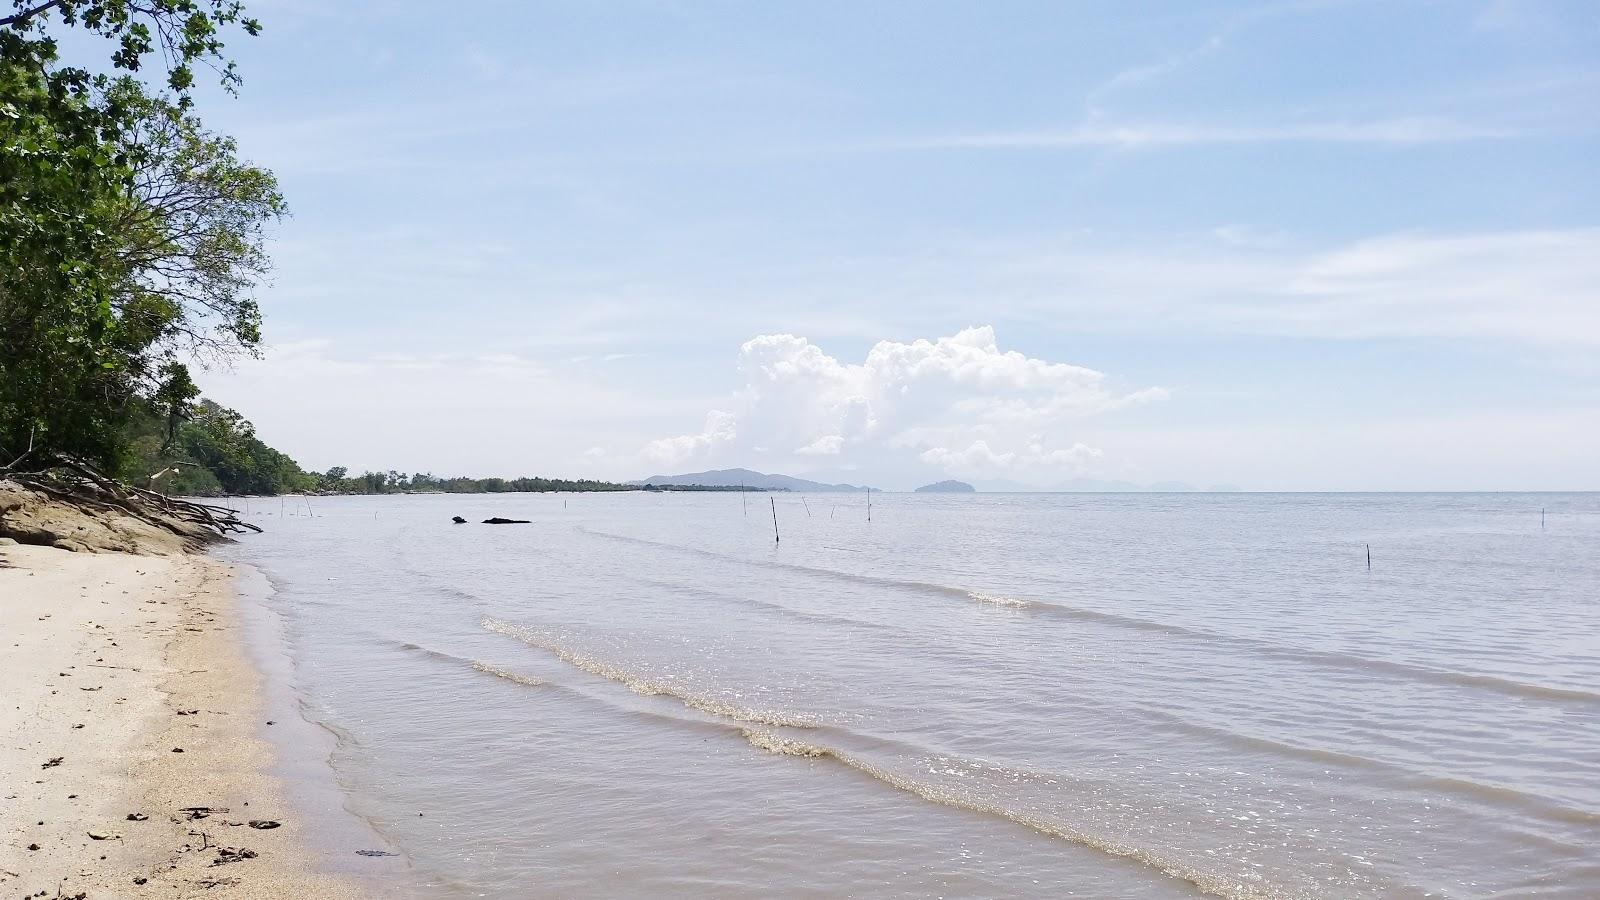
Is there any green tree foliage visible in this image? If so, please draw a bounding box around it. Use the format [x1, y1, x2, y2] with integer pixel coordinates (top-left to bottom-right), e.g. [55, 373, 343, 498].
[0, 58, 135, 466]
[0, 0, 275, 471]
[0, 1, 260, 105]
[120, 397, 313, 495]
[316, 470, 636, 496]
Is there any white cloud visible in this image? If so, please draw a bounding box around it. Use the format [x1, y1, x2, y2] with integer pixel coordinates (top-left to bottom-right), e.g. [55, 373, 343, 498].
[642, 410, 738, 467]
[641, 327, 1161, 482]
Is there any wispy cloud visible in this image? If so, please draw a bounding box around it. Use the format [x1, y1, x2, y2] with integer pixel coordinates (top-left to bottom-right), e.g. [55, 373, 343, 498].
[864, 228, 1600, 347]
[865, 117, 1516, 151]
[1084, 0, 1363, 103]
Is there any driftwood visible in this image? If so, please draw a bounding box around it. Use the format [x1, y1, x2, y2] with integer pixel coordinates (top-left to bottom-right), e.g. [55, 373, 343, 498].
[0, 453, 260, 538]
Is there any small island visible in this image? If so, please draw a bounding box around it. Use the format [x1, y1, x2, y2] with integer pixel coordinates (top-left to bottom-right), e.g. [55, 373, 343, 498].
[915, 480, 976, 493]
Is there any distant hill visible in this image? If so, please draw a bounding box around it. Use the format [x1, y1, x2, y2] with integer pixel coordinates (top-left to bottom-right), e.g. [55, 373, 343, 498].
[632, 467, 873, 492]
[915, 480, 975, 493]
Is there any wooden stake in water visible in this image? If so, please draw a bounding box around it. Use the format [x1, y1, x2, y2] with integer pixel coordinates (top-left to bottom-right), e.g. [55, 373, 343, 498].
[866, 486, 872, 523]
[1542, 507, 1546, 530]
[770, 496, 780, 543]
[1366, 543, 1371, 570]
[801, 496, 811, 517]
[740, 481, 747, 517]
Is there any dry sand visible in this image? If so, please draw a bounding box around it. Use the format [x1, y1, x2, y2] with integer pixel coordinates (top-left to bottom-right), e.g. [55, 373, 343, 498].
[0, 541, 371, 898]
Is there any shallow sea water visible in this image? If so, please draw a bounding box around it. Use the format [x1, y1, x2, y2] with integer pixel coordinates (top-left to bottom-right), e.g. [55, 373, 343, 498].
[220, 491, 1600, 898]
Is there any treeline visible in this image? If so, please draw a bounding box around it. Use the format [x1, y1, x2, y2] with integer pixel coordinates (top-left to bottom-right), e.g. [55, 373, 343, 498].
[117, 397, 637, 497]
[321, 470, 632, 496]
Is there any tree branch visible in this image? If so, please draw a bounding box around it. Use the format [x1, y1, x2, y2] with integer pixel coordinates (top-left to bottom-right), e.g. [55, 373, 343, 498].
[0, 0, 68, 29]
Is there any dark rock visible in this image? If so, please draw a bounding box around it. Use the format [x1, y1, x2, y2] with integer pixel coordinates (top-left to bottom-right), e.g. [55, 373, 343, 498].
[451, 516, 467, 524]
[481, 517, 530, 525]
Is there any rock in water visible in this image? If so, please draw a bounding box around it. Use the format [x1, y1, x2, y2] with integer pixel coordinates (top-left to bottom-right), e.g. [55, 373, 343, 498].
[451, 516, 467, 524]
[481, 517, 531, 524]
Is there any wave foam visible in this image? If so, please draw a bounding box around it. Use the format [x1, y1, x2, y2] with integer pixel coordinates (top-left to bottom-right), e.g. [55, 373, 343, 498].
[482, 618, 816, 729]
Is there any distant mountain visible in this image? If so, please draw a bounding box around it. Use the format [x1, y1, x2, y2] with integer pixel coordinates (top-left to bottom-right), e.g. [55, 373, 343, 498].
[631, 467, 873, 492]
[915, 480, 975, 493]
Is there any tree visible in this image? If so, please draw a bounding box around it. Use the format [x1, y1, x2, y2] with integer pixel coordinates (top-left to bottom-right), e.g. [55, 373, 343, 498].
[0, 55, 138, 467]
[112, 81, 284, 362]
[0, 1, 260, 105]
[0, 0, 272, 471]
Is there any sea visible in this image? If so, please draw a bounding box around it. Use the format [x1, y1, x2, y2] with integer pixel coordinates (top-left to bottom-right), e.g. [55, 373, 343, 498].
[217, 491, 1600, 899]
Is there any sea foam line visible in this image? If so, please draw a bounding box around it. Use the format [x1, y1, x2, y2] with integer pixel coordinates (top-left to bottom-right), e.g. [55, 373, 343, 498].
[738, 727, 1281, 900]
[481, 618, 817, 729]
[471, 660, 546, 688]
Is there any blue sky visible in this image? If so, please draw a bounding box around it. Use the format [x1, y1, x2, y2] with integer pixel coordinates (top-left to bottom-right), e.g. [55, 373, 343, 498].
[191, 0, 1598, 489]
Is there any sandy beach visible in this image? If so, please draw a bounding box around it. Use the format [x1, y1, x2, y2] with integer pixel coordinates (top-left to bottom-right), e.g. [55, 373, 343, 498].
[0, 541, 369, 899]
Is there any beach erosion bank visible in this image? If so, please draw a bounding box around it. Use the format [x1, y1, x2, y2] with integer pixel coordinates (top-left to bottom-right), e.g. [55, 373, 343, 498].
[0, 540, 373, 899]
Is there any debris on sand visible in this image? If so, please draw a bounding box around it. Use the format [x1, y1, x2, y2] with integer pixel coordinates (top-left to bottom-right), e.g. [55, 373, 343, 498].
[212, 846, 258, 866]
[181, 806, 227, 820]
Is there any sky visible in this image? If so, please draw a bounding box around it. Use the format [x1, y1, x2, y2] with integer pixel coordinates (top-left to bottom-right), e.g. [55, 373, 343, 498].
[179, 0, 1598, 490]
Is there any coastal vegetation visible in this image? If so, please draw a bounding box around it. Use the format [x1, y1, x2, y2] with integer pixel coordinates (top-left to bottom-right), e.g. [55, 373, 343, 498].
[118, 396, 640, 496]
[0, 1, 286, 541]
[1, 1, 279, 477]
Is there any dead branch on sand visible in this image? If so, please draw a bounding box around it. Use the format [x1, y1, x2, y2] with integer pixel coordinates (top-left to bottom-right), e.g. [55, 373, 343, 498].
[0, 454, 260, 538]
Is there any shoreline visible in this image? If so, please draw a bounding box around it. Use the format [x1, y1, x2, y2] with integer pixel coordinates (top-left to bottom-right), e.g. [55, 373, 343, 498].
[0, 541, 378, 898]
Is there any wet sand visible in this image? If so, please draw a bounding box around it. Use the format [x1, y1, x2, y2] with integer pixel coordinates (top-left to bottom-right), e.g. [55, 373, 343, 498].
[0, 541, 369, 899]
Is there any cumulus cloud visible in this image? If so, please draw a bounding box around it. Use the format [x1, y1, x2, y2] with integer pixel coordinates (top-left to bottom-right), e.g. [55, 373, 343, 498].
[643, 410, 737, 465]
[641, 326, 1161, 483]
